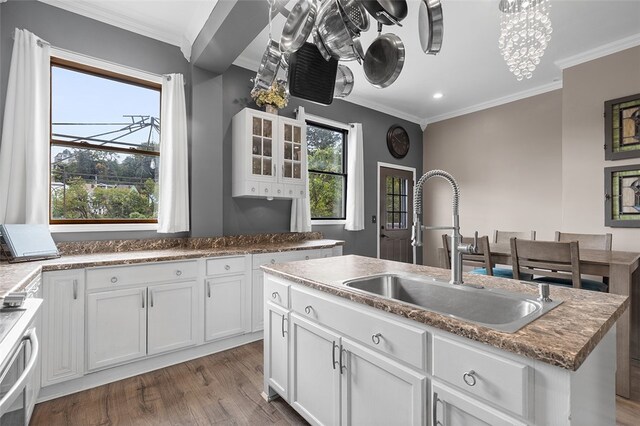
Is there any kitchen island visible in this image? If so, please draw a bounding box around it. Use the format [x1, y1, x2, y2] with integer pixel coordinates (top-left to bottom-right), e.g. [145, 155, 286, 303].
[262, 255, 628, 425]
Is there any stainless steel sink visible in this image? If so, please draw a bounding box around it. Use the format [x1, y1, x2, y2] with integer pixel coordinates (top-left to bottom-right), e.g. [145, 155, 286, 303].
[342, 273, 562, 333]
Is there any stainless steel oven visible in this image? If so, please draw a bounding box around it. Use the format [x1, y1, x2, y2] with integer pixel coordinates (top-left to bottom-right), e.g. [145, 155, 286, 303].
[0, 328, 39, 425]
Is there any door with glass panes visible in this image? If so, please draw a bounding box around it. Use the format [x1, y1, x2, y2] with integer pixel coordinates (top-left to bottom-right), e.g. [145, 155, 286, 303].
[278, 117, 306, 186]
[379, 166, 414, 263]
[250, 112, 276, 182]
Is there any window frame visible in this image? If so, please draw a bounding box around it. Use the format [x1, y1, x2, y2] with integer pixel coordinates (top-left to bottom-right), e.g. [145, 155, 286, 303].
[48, 49, 163, 230]
[305, 114, 349, 224]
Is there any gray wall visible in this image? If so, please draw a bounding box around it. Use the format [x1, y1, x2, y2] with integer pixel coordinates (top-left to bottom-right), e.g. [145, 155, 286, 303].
[0, 0, 191, 241]
[0, 1, 423, 259]
[220, 66, 423, 258]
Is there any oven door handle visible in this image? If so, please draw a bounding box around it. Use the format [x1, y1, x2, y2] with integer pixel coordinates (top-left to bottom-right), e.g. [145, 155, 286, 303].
[0, 328, 39, 414]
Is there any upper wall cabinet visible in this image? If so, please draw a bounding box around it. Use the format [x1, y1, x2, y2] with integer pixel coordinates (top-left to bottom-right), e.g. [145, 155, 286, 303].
[232, 108, 307, 199]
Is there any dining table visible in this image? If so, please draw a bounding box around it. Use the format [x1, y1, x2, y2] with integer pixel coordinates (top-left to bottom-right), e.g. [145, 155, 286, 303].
[438, 242, 640, 399]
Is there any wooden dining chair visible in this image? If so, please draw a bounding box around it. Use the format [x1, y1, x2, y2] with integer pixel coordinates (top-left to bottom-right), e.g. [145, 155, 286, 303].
[493, 230, 536, 244]
[441, 234, 494, 276]
[555, 232, 612, 289]
[510, 238, 607, 292]
[491, 230, 537, 278]
[554, 232, 612, 250]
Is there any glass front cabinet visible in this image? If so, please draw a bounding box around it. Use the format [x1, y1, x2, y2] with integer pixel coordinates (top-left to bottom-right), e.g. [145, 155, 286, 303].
[232, 108, 307, 199]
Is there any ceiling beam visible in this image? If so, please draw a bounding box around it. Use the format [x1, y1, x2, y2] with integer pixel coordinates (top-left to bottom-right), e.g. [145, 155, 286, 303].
[191, 0, 272, 75]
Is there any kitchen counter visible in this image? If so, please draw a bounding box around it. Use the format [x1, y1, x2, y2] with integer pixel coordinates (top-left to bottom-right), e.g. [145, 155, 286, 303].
[0, 234, 343, 299]
[261, 254, 628, 371]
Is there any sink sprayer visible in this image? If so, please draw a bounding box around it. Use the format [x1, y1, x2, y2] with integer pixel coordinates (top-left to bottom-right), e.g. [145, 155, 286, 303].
[411, 170, 478, 286]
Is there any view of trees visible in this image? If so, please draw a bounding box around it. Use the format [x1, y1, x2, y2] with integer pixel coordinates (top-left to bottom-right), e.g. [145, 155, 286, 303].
[50, 146, 159, 220]
[307, 125, 346, 219]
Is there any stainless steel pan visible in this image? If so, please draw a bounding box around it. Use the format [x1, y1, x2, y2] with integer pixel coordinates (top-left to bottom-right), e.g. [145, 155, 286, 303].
[362, 0, 408, 26]
[419, 0, 443, 54]
[363, 24, 405, 88]
[316, 0, 365, 62]
[280, 0, 318, 54]
[337, 0, 369, 34]
[254, 39, 282, 91]
[334, 64, 354, 98]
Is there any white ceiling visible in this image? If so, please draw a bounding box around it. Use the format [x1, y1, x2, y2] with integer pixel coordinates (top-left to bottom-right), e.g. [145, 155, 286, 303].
[235, 0, 640, 125]
[39, 0, 640, 126]
[38, 0, 218, 59]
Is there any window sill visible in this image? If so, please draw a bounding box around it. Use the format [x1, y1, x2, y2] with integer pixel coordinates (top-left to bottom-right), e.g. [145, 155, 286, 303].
[49, 223, 159, 233]
[312, 220, 346, 226]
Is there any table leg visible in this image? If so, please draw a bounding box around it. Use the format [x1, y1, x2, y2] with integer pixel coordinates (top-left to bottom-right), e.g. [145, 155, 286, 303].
[610, 263, 632, 399]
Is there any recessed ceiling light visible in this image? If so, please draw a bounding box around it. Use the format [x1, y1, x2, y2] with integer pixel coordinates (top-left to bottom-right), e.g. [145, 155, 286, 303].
[433, 93, 444, 99]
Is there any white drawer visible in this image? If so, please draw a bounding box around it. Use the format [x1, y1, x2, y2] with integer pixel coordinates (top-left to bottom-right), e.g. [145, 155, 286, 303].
[252, 249, 323, 269]
[206, 256, 247, 276]
[290, 286, 427, 371]
[86, 260, 198, 291]
[264, 276, 290, 309]
[433, 336, 531, 418]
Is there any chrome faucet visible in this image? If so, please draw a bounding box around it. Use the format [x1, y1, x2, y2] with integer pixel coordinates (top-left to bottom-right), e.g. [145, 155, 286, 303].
[411, 170, 477, 285]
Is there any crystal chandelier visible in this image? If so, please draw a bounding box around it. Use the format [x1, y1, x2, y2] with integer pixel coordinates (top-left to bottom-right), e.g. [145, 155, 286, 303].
[498, 0, 553, 81]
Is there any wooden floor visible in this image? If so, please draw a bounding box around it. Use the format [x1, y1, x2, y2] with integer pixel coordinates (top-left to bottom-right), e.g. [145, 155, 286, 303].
[31, 342, 640, 426]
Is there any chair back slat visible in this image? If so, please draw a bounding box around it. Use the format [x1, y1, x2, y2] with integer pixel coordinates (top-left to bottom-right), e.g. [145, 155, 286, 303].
[493, 230, 536, 244]
[555, 231, 612, 251]
[510, 238, 581, 288]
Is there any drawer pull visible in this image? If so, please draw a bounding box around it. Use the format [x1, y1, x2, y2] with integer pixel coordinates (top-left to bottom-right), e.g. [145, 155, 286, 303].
[110, 277, 118, 283]
[340, 347, 347, 374]
[150, 290, 154, 308]
[141, 290, 145, 309]
[207, 282, 211, 298]
[463, 370, 477, 387]
[271, 291, 279, 300]
[305, 255, 309, 260]
[176, 270, 182, 276]
[270, 259, 276, 264]
[371, 333, 383, 345]
[332, 341, 339, 370]
[304, 305, 313, 315]
[224, 265, 230, 271]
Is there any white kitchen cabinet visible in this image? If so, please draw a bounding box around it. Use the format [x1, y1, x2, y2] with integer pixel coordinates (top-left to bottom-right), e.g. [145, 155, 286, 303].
[87, 287, 146, 370]
[432, 382, 526, 426]
[264, 302, 289, 400]
[341, 338, 426, 426]
[252, 270, 265, 332]
[232, 108, 306, 199]
[148, 281, 199, 355]
[289, 313, 341, 426]
[41, 270, 85, 386]
[205, 274, 248, 341]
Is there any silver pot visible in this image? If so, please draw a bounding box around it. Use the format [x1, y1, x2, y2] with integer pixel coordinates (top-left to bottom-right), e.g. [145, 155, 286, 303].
[334, 65, 354, 98]
[363, 31, 405, 88]
[316, 0, 363, 62]
[254, 39, 282, 91]
[280, 0, 318, 54]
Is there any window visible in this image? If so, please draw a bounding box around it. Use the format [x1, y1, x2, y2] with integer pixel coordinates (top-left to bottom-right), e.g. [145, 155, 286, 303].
[306, 121, 347, 220]
[50, 56, 161, 224]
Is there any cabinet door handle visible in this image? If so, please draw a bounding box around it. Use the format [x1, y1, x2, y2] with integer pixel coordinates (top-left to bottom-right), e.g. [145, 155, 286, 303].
[281, 314, 287, 337]
[433, 392, 439, 426]
[207, 281, 211, 298]
[281, 164, 284, 177]
[340, 346, 347, 374]
[150, 290, 154, 308]
[463, 370, 477, 387]
[273, 164, 276, 176]
[72, 279, 78, 300]
[332, 341, 339, 370]
[141, 290, 145, 309]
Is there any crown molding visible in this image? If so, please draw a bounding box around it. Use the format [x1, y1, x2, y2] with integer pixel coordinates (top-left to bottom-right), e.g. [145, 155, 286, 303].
[555, 32, 640, 70]
[423, 81, 563, 125]
[38, 0, 184, 50]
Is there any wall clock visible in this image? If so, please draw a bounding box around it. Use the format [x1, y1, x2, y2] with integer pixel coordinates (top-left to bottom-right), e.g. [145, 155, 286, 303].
[387, 125, 410, 159]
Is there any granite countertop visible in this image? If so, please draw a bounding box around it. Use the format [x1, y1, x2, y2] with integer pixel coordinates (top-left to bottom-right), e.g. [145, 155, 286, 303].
[0, 237, 343, 299]
[261, 254, 629, 372]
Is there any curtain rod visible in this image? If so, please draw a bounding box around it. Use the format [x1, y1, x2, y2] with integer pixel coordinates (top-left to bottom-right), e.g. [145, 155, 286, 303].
[12, 30, 172, 81]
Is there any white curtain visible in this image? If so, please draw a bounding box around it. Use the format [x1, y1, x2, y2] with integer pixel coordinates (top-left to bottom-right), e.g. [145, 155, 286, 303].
[291, 107, 311, 232]
[157, 73, 190, 233]
[345, 123, 364, 231]
[0, 29, 50, 224]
